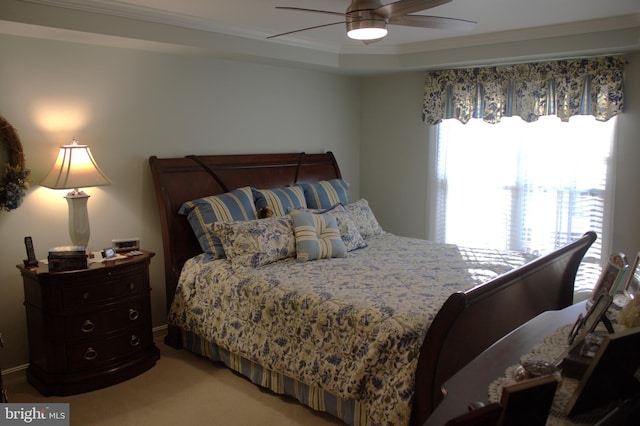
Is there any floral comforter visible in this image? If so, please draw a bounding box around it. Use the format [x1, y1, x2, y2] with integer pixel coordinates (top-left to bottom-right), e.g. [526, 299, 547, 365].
[169, 232, 533, 426]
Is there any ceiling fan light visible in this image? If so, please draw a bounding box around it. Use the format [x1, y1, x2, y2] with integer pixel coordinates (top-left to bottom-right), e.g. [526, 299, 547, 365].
[348, 27, 388, 40]
[346, 19, 387, 41]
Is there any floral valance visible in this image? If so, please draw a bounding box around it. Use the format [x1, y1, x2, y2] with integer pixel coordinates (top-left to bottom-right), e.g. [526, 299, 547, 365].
[422, 56, 625, 125]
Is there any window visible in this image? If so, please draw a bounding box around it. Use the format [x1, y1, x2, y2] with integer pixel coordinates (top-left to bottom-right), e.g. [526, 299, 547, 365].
[431, 115, 616, 292]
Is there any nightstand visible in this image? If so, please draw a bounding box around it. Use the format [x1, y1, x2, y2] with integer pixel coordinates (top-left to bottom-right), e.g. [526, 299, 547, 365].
[17, 250, 160, 396]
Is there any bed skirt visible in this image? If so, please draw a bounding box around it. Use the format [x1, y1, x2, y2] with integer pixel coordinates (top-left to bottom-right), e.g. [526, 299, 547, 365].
[181, 329, 370, 426]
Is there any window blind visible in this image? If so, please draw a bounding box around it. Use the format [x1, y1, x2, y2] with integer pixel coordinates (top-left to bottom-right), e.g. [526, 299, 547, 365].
[433, 115, 615, 292]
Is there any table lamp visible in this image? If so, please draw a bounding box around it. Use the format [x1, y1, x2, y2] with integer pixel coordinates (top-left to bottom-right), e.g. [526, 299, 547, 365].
[41, 138, 112, 247]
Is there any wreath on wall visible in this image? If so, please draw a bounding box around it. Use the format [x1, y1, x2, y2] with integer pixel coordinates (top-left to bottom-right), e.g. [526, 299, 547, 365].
[0, 115, 30, 211]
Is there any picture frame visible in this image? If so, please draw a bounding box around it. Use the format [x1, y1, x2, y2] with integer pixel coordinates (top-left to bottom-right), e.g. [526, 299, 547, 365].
[499, 375, 558, 425]
[567, 291, 613, 347]
[564, 327, 640, 417]
[622, 252, 640, 299]
[590, 252, 628, 300]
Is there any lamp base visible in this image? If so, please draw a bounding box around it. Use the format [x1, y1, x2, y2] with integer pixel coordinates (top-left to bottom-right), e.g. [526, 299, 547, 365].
[65, 190, 91, 247]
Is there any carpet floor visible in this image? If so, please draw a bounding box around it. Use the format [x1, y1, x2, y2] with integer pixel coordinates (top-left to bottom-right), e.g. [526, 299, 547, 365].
[3, 338, 344, 426]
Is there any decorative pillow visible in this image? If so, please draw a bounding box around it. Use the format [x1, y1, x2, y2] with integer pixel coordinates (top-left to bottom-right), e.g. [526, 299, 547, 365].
[290, 209, 347, 262]
[291, 204, 367, 252]
[252, 186, 307, 217]
[299, 179, 350, 209]
[178, 187, 257, 260]
[212, 216, 296, 268]
[344, 199, 383, 239]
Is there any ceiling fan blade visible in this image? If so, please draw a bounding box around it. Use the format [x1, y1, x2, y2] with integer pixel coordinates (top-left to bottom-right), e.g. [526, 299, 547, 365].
[267, 21, 345, 39]
[390, 14, 476, 31]
[374, 0, 452, 19]
[275, 6, 346, 18]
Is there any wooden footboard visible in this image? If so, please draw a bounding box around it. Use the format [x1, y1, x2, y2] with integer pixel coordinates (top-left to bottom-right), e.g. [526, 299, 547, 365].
[411, 231, 596, 425]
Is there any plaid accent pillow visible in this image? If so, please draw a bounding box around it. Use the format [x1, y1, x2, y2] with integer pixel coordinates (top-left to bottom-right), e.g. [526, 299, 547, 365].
[290, 203, 367, 252]
[290, 209, 347, 262]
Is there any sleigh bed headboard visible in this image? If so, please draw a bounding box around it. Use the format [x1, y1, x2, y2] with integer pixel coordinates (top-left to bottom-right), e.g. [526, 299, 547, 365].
[148, 152, 342, 314]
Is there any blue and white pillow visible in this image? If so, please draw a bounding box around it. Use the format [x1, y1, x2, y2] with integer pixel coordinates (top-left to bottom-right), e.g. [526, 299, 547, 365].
[252, 186, 306, 217]
[290, 209, 347, 262]
[179, 186, 257, 260]
[212, 216, 296, 268]
[290, 203, 367, 252]
[344, 199, 383, 239]
[299, 179, 350, 209]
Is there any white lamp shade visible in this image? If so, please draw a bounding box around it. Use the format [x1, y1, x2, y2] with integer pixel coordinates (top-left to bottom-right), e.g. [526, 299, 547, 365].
[41, 140, 111, 247]
[41, 142, 112, 190]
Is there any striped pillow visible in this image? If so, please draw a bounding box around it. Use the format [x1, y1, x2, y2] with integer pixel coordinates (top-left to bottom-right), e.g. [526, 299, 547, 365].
[299, 179, 350, 209]
[290, 203, 367, 252]
[290, 209, 347, 262]
[253, 186, 306, 217]
[179, 186, 257, 260]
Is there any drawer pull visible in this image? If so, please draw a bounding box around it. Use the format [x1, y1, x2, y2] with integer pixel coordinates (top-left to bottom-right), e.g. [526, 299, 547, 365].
[81, 320, 95, 333]
[130, 335, 140, 347]
[128, 282, 135, 291]
[128, 309, 139, 321]
[82, 292, 90, 300]
[84, 347, 97, 360]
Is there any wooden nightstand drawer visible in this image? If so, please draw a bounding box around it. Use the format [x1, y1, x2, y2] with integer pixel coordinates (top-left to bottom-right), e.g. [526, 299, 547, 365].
[18, 250, 159, 395]
[60, 274, 145, 309]
[67, 326, 151, 370]
[65, 300, 148, 341]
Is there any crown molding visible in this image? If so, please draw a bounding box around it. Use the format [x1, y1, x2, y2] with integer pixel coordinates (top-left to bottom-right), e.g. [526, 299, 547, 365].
[21, 0, 350, 53]
[6, 0, 639, 74]
[21, 1, 640, 56]
[392, 13, 640, 55]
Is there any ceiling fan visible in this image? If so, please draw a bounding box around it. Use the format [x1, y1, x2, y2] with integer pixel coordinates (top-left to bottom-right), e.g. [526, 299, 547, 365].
[268, 0, 476, 42]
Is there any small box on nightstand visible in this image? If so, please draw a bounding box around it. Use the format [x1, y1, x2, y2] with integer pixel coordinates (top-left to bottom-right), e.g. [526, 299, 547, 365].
[48, 246, 88, 272]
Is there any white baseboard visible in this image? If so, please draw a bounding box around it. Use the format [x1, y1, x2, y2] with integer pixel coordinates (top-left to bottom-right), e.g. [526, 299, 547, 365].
[153, 324, 168, 339]
[2, 363, 28, 378]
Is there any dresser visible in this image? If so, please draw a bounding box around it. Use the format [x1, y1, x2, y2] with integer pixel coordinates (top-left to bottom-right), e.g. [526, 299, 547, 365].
[424, 301, 640, 425]
[17, 250, 160, 396]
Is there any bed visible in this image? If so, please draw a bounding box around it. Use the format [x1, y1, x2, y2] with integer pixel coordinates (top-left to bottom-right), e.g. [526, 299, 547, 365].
[148, 152, 596, 426]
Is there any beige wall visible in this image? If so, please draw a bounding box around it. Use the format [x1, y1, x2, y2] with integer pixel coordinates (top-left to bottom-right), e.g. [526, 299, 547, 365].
[611, 52, 640, 258]
[360, 71, 431, 238]
[360, 52, 640, 257]
[0, 34, 361, 369]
